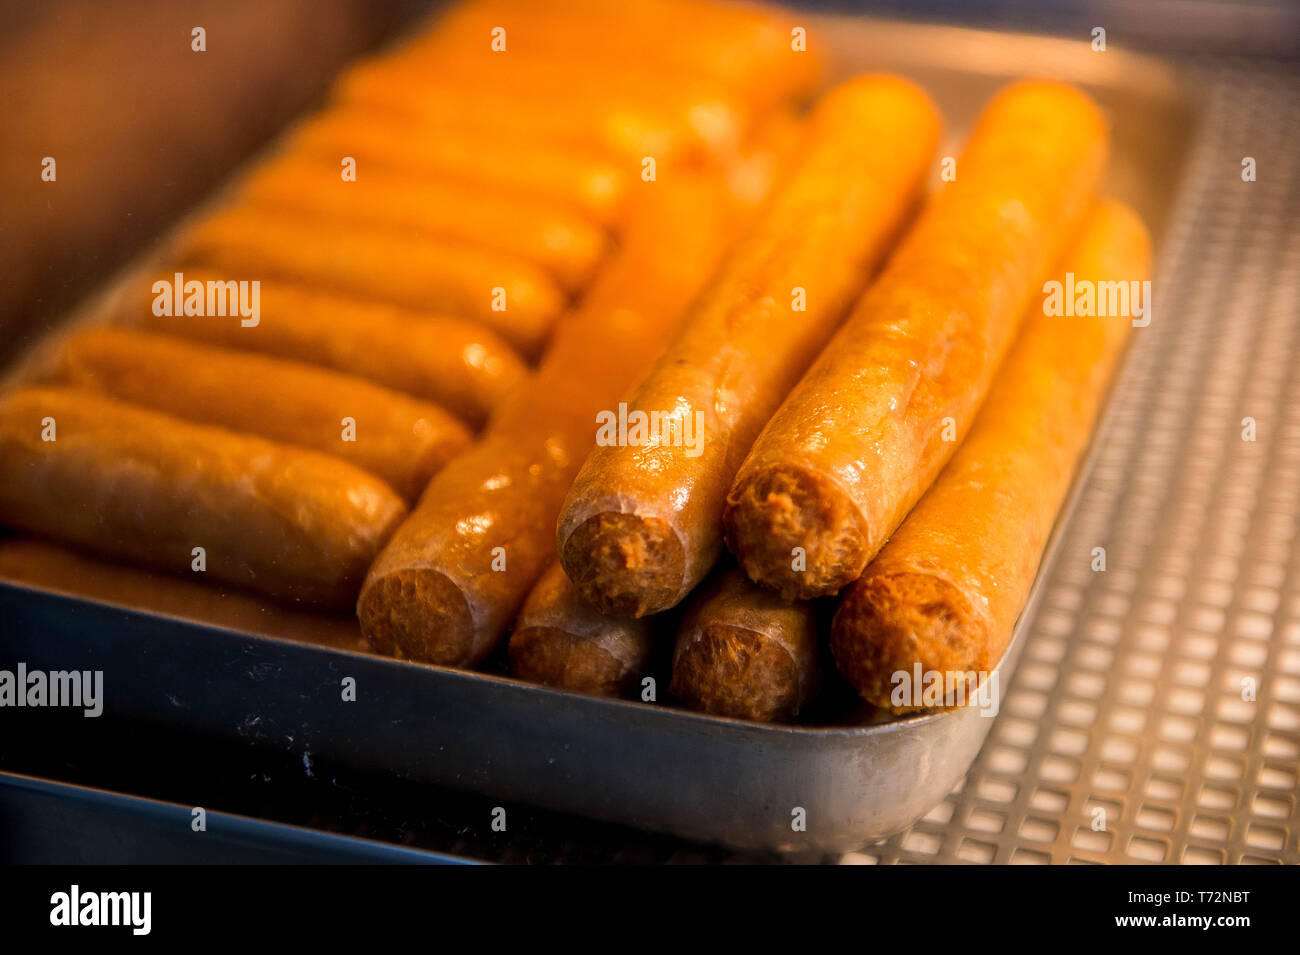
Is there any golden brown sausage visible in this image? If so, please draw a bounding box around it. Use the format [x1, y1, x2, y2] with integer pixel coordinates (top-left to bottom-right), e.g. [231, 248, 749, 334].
[0, 538, 364, 651]
[288, 108, 628, 226]
[109, 269, 525, 428]
[555, 74, 942, 618]
[357, 174, 740, 667]
[508, 561, 655, 697]
[333, 56, 745, 165]
[830, 199, 1150, 710]
[33, 326, 470, 503]
[400, 0, 822, 113]
[237, 155, 609, 292]
[505, 112, 803, 694]
[0, 387, 407, 608]
[670, 567, 819, 722]
[725, 80, 1110, 600]
[174, 207, 565, 359]
[722, 109, 804, 215]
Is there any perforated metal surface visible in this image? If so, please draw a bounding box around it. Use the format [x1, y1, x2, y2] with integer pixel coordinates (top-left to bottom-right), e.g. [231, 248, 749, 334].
[844, 60, 1300, 865]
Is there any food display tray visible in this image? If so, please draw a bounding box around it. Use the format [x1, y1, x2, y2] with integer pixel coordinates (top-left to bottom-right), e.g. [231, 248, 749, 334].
[0, 15, 1195, 853]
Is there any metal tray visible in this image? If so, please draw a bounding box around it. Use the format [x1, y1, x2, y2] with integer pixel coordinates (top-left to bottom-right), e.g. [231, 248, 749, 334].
[0, 15, 1195, 853]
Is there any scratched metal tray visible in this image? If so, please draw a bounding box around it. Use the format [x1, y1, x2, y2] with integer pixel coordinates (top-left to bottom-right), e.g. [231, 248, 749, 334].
[0, 16, 1195, 853]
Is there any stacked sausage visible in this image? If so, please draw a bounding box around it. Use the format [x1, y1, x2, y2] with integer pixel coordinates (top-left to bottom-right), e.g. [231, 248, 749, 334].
[0, 0, 812, 615]
[0, 0, 1152, 723]
[552, 75, 1149, 720]
[552, 77, 1148, 719]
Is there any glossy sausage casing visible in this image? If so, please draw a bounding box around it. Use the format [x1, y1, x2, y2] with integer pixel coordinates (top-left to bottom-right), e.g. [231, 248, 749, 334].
[238, 155, 609, 291]
[670, 567, 819, 722]
[289, 108, 629, 226]
[112, 269, 525, 428]
[830, 199, 1150, 709]
[0, 387, 408, 608]
[336, 56, 745, 165]
[726, 80, 1110, 599]
[508, 561, 655, 697]
[35, 326, 470, 502]
[176, 207, 565, 359]
[0, 538, 364, 651]
[403, 0, 823, 114]
[556, 74, 942, 618]
[357, 174, 739, 667]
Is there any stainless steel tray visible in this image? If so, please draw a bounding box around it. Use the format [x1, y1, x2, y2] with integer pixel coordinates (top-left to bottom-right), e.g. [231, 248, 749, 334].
[0, 15, 1195, 853]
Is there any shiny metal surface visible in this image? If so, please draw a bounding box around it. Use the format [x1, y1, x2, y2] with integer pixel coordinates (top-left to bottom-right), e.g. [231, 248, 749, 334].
[1, 18, 1255, 856]
[0, 580, 997, 853]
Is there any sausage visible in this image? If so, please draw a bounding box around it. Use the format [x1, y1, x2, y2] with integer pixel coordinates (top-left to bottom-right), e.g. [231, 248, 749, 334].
[237, 154, 609, 292]
[110, 269, 525, 428]
[288, 107, 629, 226]
[357, 173, 740, 666]
[508, 561, 655, 697]
[402, 0, 822, 113]
[670, 567, 819, 722]
[174, 207, 566, 359]
[830, 199, 1150, 710]
[504, 106, 802, 693]
[725, 80, 1110, 599]
[0, 538, 364, 651]
[723, 109, 804, 215]
[333, 57, 746, 164]
[555, 74, 942, 618]
[504, 114, 803, 697]
[33, 326, 470, 503]
[0, 387, 408, 608]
